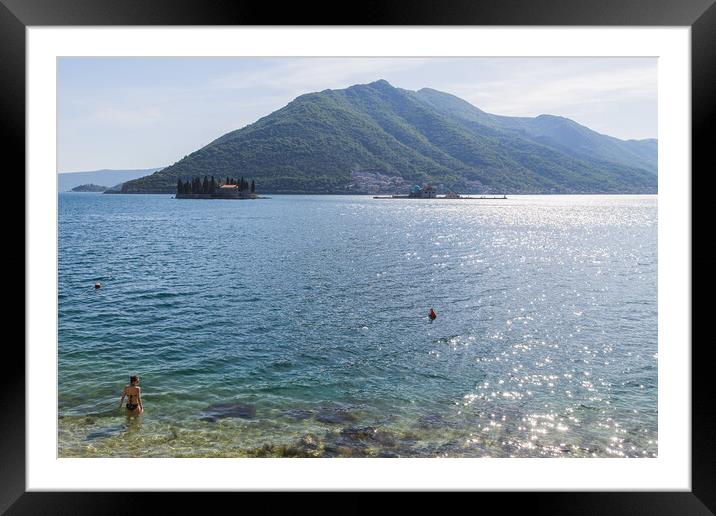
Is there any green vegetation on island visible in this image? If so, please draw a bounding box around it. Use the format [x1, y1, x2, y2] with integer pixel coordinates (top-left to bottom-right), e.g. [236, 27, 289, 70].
[121, 80, 657, 195]
[70, 183, 108, 192]
[176, 176, 258, 199]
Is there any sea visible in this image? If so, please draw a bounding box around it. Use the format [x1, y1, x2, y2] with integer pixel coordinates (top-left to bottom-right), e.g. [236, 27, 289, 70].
[58, 193, 658, 458]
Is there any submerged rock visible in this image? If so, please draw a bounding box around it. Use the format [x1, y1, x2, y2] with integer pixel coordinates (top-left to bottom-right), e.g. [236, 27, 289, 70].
[281, 408, 314, 421]
[321, 445, 344, 458]
[314, 406, 357, 425]
[434, 440, 462, 455]
[321, 426, 401, 457]
[299, 433, 320, 450]
[417, 412, 449, 429]
[199, 402, 257, 422]
[373, 430, 398, 447]
[85, 424, 126, 441]
[245, 434, 323, 458]
[340, 426, 378, 441]
[337, 426, 396, 445]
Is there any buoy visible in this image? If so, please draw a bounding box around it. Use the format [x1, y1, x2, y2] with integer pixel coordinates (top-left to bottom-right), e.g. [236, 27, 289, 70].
[428, 308, 437, 320]
[95, 282, 101, 289]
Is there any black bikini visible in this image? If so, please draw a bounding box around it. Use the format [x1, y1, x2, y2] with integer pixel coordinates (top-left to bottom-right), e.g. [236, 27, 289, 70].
[126, 393, 139, 411]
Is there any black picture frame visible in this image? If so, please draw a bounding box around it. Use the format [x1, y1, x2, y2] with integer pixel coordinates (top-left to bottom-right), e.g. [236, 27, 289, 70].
[7, 0, 714, 512]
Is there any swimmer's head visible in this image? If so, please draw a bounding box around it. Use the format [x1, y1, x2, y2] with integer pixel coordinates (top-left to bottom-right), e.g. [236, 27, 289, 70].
[130, 375, 140, 385]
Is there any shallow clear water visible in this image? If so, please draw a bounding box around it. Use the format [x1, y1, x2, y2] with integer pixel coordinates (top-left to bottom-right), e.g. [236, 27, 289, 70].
[58, 193, 657, 457]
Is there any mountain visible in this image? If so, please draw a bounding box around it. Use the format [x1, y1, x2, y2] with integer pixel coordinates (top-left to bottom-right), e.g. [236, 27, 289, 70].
[121, 80, 657, 194]
[58, 168, 163, 192]
[414, 88, 658, 175]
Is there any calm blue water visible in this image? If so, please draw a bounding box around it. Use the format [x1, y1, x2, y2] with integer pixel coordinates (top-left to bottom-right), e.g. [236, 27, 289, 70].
[58, 193, 657, 457]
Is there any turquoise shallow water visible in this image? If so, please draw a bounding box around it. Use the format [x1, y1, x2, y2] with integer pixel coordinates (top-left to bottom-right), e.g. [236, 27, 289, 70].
[58, 193, 657, 457]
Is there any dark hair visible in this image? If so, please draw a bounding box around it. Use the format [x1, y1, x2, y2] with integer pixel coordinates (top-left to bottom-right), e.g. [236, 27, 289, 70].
[130, 375, 139, 383]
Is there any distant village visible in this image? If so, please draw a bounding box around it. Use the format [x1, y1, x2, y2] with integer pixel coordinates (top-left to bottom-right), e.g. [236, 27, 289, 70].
[176, 176, 257, 199]
[347, 170, 490, 195]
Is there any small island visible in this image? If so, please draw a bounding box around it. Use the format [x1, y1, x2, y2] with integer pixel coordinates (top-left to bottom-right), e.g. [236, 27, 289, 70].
[175, 176, 262, 199]
[70, 183, 107, 192]
[373, 184, 507, 200]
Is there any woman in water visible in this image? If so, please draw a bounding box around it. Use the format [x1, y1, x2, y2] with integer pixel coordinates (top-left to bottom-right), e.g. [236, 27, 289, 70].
[119, 375, 144, 414]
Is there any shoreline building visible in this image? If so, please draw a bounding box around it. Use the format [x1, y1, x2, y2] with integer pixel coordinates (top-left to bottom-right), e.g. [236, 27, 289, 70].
[214, 184, 253, 199]
[408, 184, 437, 198]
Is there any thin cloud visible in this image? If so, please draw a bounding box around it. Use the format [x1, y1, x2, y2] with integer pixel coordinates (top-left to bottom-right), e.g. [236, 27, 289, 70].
[448, 66, 656, 117]
[211, 57, 430, 96]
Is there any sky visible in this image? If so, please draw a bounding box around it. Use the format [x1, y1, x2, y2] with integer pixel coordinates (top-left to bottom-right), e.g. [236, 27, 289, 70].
[58, 57, 657, 173]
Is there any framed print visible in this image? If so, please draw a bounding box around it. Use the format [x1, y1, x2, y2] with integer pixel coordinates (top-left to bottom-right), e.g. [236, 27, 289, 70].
[8, 0, 715, 512]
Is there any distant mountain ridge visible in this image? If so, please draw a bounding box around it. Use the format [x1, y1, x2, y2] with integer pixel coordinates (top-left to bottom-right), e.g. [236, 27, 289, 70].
[58, 168, 163, 192]
[414, 87, 657, 175]
[121, 80, 657, 194]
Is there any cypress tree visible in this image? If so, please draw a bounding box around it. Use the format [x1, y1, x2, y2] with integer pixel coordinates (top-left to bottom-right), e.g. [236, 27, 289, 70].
[251, 179, 255, 193]
[177, 179, 182, 194]
[210, 176, 216, 194]
[202, 176, 209, 194]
